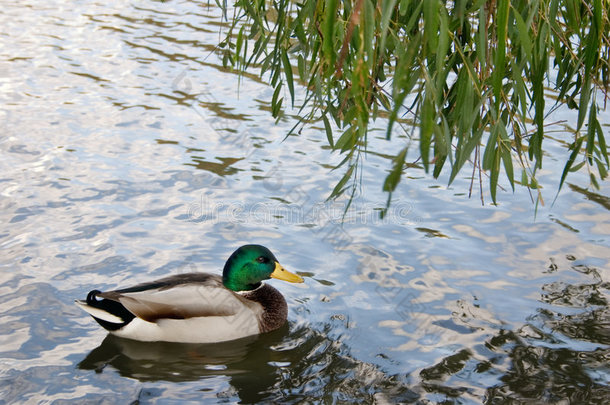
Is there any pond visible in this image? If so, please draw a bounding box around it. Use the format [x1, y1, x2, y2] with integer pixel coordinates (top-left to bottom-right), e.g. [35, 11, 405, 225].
[1, 1, 609, 403]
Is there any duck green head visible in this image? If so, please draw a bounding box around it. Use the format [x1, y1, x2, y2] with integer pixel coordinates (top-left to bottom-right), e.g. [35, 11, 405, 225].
[222, 245, 304, 291]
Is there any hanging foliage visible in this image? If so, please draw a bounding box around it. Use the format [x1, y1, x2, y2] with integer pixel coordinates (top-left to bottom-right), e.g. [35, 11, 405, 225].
[217, 0, 610, 205]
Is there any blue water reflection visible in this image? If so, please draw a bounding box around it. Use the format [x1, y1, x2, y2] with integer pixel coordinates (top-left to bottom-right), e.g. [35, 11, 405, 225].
[0, 0, 608, 403]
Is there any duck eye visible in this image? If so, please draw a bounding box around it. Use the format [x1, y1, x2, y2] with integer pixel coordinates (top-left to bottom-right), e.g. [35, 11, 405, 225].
[256, 256, 268, 263]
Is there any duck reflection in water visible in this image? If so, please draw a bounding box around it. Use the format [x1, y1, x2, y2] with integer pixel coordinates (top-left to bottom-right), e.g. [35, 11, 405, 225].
[78, 323, 290, 402]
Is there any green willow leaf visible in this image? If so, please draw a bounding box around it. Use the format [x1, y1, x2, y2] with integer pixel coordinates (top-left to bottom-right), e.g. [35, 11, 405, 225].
[335, 127, 356, 152]
[482, 123, 499, 171]
[590, 172, 599, 189]
[235, 26, 244, 66]
[476, 6, 486, 73]
[281, 51, 295, 107]
[363, 0, 375, 70]
[501, 144, 514, 192]
[520, 169, 528, 185]
[271, 82, 283, 118]
[420, 92, 435, 172]
[586, 100, 597, 162]
[436, 7, 449, 73]
[322, 113, 334, 149]
[595, 157, 608, 180]
[379, 0, 398, 56]
[595, 115, 609, 166]
[423, 0, 439, 54]
[383, 147, 407, 192]
[568, 160, 586, 173]
[490, 149, 501, 204]
[493, 0, 509, 108]
[512, 7, 532, 63]
[577, 78, 591, 132]
[329, 163, 355, 199]
[297, 54, 306, 81]
[322, 0, 338, 71]
[558, 136, 584, 196]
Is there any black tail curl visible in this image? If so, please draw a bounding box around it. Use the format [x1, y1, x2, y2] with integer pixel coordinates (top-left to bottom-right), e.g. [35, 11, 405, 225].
[87, 290, 101, 304]
[84, 289, 136, 331]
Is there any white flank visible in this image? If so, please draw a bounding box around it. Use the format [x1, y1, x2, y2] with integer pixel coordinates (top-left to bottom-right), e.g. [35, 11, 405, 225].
[111, 303, 264, 343]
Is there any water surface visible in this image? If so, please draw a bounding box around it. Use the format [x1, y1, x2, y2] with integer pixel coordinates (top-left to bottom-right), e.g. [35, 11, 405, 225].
[1, 1, 609, 403]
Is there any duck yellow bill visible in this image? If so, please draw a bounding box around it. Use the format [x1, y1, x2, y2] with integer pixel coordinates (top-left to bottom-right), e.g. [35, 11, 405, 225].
[271, 262, 304, 283]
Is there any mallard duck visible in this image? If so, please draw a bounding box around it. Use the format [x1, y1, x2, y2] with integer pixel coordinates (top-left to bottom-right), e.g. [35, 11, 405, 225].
[75, 245, 304, 343]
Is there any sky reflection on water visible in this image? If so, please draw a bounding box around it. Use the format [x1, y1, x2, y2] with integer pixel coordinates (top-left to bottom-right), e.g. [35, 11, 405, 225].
[0, 0, 609, 403]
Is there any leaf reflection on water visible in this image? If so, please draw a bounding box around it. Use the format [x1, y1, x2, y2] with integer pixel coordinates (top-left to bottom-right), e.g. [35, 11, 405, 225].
[351, 246, 610, 403]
